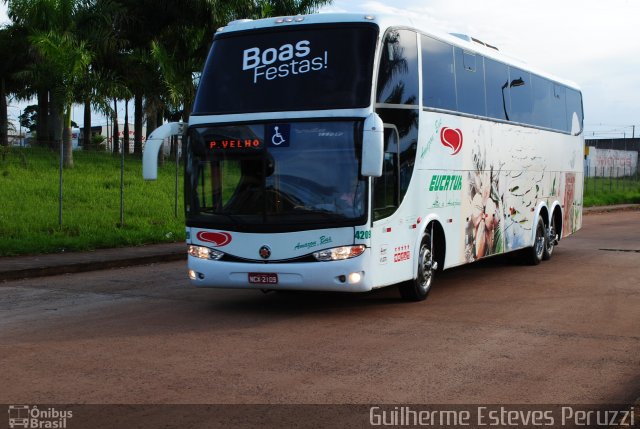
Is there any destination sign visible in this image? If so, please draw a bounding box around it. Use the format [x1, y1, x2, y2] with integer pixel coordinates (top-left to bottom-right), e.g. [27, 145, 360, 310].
[208, 139, 263, 150]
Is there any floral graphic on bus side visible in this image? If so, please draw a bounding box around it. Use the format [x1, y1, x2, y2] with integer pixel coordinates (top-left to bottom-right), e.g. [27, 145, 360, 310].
[465, 148, 504, 262]
[563, 172, 576, 235]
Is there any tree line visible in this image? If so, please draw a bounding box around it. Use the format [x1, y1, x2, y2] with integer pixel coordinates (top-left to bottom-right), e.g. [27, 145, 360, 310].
[0, 0, 331, 166]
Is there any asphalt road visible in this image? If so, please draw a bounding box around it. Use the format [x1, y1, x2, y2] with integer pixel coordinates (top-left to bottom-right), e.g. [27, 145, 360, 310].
[1, 210, 639, 426]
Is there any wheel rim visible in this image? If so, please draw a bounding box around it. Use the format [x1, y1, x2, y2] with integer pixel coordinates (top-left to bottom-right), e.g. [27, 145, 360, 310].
[418, 243, 434, 294]
[534, 222, 545, 260]
[545, 219, 555, 256]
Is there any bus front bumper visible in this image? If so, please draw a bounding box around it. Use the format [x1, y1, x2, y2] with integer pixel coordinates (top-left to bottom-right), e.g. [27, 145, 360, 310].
[187, 253, 372, 293]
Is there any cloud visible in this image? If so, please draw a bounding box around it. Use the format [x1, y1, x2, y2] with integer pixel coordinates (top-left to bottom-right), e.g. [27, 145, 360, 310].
[0, 3, 9, 25]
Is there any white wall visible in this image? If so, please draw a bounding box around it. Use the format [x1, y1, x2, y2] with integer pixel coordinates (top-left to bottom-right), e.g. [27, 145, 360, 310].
[585, 148, 639, 177]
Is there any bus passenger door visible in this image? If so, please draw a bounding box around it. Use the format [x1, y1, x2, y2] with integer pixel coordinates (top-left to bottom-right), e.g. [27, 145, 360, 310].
[371, 126, 413, 287]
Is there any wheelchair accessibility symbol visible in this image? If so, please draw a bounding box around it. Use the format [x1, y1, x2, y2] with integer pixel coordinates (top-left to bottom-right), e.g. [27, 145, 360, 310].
[272, 127, 286, 146]
[268, 124, 290, 147]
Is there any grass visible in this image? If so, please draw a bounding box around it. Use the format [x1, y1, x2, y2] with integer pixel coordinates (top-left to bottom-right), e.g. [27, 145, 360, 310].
[583, 176, 640, 207]
[0, 147, 185, 256]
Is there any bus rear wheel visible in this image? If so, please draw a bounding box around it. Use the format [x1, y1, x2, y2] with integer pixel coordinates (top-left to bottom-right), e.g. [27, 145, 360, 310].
[399, 233, 435, 301]
[526, 217, 546, 265]
[543, 215, 557, 260]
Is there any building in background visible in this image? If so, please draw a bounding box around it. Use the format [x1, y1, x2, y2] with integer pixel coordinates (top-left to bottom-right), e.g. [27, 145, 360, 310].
[584, 138, 640, 177]
[79, 123, 147, 152]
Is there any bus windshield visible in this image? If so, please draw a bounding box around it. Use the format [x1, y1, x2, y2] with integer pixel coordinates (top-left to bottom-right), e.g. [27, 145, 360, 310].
[185, 121, 367, 232]
[192, 24, 378, 115]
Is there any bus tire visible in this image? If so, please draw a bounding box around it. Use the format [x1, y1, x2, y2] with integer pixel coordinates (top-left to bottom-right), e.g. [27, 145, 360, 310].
[399, 233, 435, 301]
[526, 217, 546, 265]
[543, 214, 557, 260]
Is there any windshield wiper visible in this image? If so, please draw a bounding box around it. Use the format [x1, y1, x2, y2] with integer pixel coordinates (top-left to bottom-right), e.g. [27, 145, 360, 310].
[198, 209, 248, 224]
[290, 207, 348, 219]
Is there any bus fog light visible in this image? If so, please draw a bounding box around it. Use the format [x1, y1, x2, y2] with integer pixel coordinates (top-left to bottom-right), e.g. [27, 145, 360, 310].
[189, 270, 205, 280]
[348, 272, 362, 284]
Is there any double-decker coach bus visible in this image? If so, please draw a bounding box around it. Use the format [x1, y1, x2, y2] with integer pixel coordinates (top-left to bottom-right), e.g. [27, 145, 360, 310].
[143, 13, 584, 301]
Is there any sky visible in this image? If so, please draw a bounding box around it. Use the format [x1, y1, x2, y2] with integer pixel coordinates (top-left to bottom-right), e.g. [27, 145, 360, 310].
[2, 0, 640, 138]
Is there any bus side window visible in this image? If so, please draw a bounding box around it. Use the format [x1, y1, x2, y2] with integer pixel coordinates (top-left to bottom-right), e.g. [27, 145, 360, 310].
[551, 84, 568, 132]
[531, 74, 554, 129]
[484, 58, 510, 121]
[566, 88, 583, 134]
[376, 29, 419, 106]
[454, 48, 486, 116]
[421, 35, 456, 111]
[373, 127, 400, 221]
[508, 67, 533, 124]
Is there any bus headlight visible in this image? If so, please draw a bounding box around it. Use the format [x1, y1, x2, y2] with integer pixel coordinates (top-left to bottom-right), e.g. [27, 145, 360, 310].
[313, 245, 366, 261]
[188, 245, 224, 260]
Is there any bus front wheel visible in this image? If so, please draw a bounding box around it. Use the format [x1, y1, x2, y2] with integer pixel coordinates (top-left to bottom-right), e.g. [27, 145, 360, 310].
[399, 233, 435, 301]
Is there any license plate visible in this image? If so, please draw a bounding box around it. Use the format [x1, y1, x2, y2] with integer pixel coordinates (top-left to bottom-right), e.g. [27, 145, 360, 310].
[248, 273, 278, 285]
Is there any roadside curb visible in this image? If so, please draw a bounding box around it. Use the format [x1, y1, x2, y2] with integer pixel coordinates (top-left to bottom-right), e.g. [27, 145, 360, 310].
[0, 243, 186, 282]
[583, 204, 640, 214]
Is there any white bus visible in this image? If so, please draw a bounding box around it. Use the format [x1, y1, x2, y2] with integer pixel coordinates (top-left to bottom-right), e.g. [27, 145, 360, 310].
[143, 13, 584, 301]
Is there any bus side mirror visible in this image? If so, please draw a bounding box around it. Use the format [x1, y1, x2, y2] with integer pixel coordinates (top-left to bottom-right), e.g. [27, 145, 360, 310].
[143, 122, 186, 180]
[361, 113, 384, 177]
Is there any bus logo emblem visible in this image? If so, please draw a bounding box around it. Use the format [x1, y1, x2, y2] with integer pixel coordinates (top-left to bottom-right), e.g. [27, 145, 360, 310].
[440, 127, 463, 155]
[259, 245, 271, 259]
[196, 231, 232, 247]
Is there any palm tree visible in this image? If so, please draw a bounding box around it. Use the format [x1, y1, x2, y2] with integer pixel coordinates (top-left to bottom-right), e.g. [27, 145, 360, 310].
[7, 0, 93, 167]
[151, 28, 203, 122]
[73, 0, 127, 150]
[0, 26, 14, 147]
[0, 24, 32, 146]
[32, 29, 91, 167]
[7, 0, 58, 149]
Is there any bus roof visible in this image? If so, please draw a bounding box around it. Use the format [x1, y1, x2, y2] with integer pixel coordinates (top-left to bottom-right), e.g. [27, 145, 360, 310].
[218, 12, 581, 91]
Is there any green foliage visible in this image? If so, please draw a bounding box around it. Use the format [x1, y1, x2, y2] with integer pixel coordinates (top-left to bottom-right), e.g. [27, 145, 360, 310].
[18, 105, 39, 132]
[0, 147, 184, 256]
[90, 134, 106, 149]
